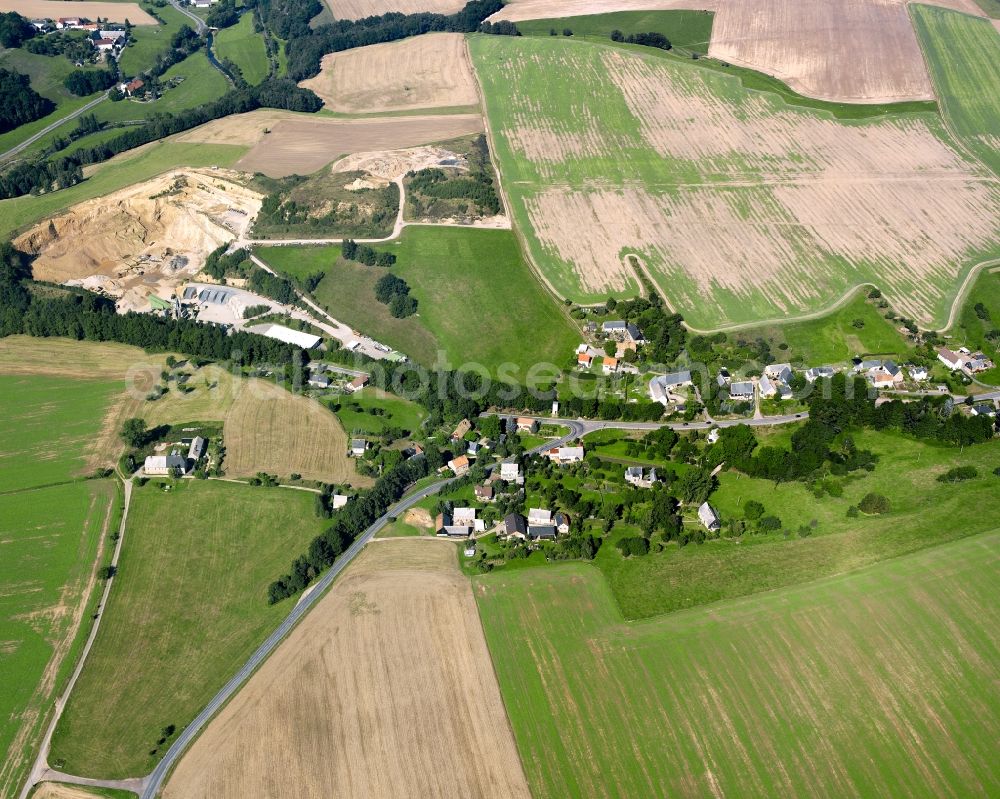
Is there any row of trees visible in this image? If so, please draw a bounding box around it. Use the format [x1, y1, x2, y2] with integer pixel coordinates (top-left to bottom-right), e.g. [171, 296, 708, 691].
[267, 455, 431, 602]
[342, 239, 396, 267]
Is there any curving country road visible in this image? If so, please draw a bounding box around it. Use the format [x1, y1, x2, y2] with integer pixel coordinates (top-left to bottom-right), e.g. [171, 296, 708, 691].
[0, 92, 108, 163]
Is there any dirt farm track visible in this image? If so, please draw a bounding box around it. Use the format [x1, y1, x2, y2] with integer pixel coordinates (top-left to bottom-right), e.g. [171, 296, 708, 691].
[163, 539, 531, 799]
[0, 1, 156, 24]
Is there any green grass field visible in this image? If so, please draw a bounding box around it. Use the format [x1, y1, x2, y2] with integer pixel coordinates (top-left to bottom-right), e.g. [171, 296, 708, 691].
[476, 530, 1000, 798]
[469, 34, 1000, 329]
[333, 389, 427, 436]
[0, 140, 246, 240]
[0, 374, 121, 492]
[592, 429, 1000, 619]
[912, 4, 1000, 176]
[48, 479, 327, 779]
[214, 13, 269, 85]
[952, 268, 1000, 354]
[742, 290, 911, 365]
[258, 226, 579, 376]
[516, 9, 713, 50]
[118, 3, 190, 77]
[0, 374, 122, 797]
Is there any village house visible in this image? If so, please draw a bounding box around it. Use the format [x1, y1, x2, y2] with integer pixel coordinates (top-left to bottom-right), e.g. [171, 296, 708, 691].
[57, 17, 83, 28]
[577, 351, 594, 368]
[548, 446, 584, 464]
[187, 436, 206, 462]
[867, 361, 904, 389]
[144, 453, 187, 476]
[971, 403, 997, 418]
[474, 484, 495, 502]
[30, 19, 50, 32]
[100, 29, 127, 41]
[448, 455, 470, 476]
[908, 365, 929, 381]
[624, 466, 658, 488]
[764, 363, 792, 382]
[527, 508, 552, 526]
[528, 525, 557, 541]
[307, 372, 331, 388]
[466, 441, 481, 457]
[453, 507, 485, 532]
[346, 374, 369, 393]
[350, 438, 367, 457]
[716, 367, 731, 386]
[937, 347, 965, 371]
[804, 366, 836, 382]
[331, 494, 349, 509]
[555, 512, 572, 535]
[119, 78, 145, 97]
[500, 461, 523, 484]
[707, 428, 720, 444]
[602, 321, 645, 343]
[515, 417, 538, 433]
[698, 501, 721, 532]
[450, 418, 472, 441]
[759, 374, 793, 400]
[729, 381, 754, 401]
[602, 356, 619, 374]
[503, 513, 527, 540]
[649, 370, 693, 405]
[92, 38, 116, 53]
[965, 352, 994, 373]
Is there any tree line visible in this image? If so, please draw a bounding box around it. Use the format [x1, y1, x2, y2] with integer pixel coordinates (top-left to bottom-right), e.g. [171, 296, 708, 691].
[0, 68, 54, 135]
[342, 239, 396, 267]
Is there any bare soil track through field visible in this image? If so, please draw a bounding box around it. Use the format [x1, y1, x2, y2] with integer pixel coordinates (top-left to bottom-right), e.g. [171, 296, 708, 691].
[489, 0, 987, 103]
[163, 538, 531, 799]
[300, 34, 480, 114]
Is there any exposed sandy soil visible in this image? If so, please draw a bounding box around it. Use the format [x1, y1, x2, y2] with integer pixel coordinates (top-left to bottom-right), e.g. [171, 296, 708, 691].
[234, 114, 485, 177]
[488, 0, 986, 103]
[163, 538, 531, 799]
[14, 169, 261, 312]
[403, 506, 434, 530]
[300, 34, 479, 114]
[323, 0, 465, 20]
[224, 378, 371, 486]
[30, 784, 118, 799]
[492, 43, 999, 323]
[0, 0, 156, 23]
[332, 144, 467, 179]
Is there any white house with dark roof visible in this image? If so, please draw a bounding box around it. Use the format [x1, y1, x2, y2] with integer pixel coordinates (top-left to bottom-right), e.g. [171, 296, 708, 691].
[144, 453, 187, 476]
[548, 446, 584, 464]
[937, 347, 964, 371]
[350, 438, 367, 457]
[649, 371, 693, 405]
[764, 363, 792, 382]
[804, 366, 836, 382]
[698, 502, 721, 532]
[625, 466, 657, 488]
[729, 381, 754, 401]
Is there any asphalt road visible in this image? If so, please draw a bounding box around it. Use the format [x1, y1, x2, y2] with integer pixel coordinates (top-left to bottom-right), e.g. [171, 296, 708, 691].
[139, 431, 579, 798]
[0, 93, 108, 162]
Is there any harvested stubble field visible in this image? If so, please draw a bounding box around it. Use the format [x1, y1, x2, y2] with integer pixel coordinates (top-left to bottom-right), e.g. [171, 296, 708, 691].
[233, 114, 485, 177]
[31, 784, 135, 799]
[300, 33, 479, 114]
[476, 531, 1000, 798]
[470, 35, 1000, 328]
[322, 0, 464, 20]
[223, 377, 370, 485]
[0, 0, 156, 24]
[163, 538, 531, 799]
[49, 480, 328, 779]
[489, 0, 985, 102]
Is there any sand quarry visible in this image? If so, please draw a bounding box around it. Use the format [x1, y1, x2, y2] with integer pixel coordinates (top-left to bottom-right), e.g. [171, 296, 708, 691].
[489, 0, 987, 103]
[163, 538, 531, 799]
[300, 33, 480, 114]
[15, 169, 261, 312]
[0, 0, 156, 24]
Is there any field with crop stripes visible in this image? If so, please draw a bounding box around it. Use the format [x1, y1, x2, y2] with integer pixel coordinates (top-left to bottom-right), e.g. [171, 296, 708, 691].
[475, 531, 1000, 798]
[912, 5, 1000, 176]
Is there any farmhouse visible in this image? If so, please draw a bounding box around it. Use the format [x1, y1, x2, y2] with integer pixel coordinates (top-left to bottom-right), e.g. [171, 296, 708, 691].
[119, 78, 145, 97]
[602, 357, 619, 374]
[909, 365, 929, 381]
[548, 446, 584, 464]
[528, 525, 557, 541]
[100, 29, 127, 41]
[698, 501, 721, 532]
[867, 362, 903, 389]
[434, 513, 471, 538]
[93, 38, 116, 52]
[187, 436, 206, 462]
[144, 453, 187, 476]
[649, 371, 693, 405]
[764, 363, 792, 382]
[308, 373, 331, 388]
[729, 381, 754, 401]
[602, 321, 645, 342]
[448, 455, 470, 476]
[937, 347, 964, 371]
[625, 466, 657, 488]
[451, 419, 472, 441]
[758, 374, 792, 400]
[57, 17, 83, 28]
[350, 438, 367, 457]
[965, 353, 994, 373]
[503, 513, 527, 540]
[577, 351, 594, 368]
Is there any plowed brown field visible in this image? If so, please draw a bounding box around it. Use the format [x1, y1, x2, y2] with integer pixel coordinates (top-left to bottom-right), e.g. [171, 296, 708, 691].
[0, 0, 156, 23]
[162, 538, 531, 799]
[323, 0, 464, 20]
[300, 34, 479, 113]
